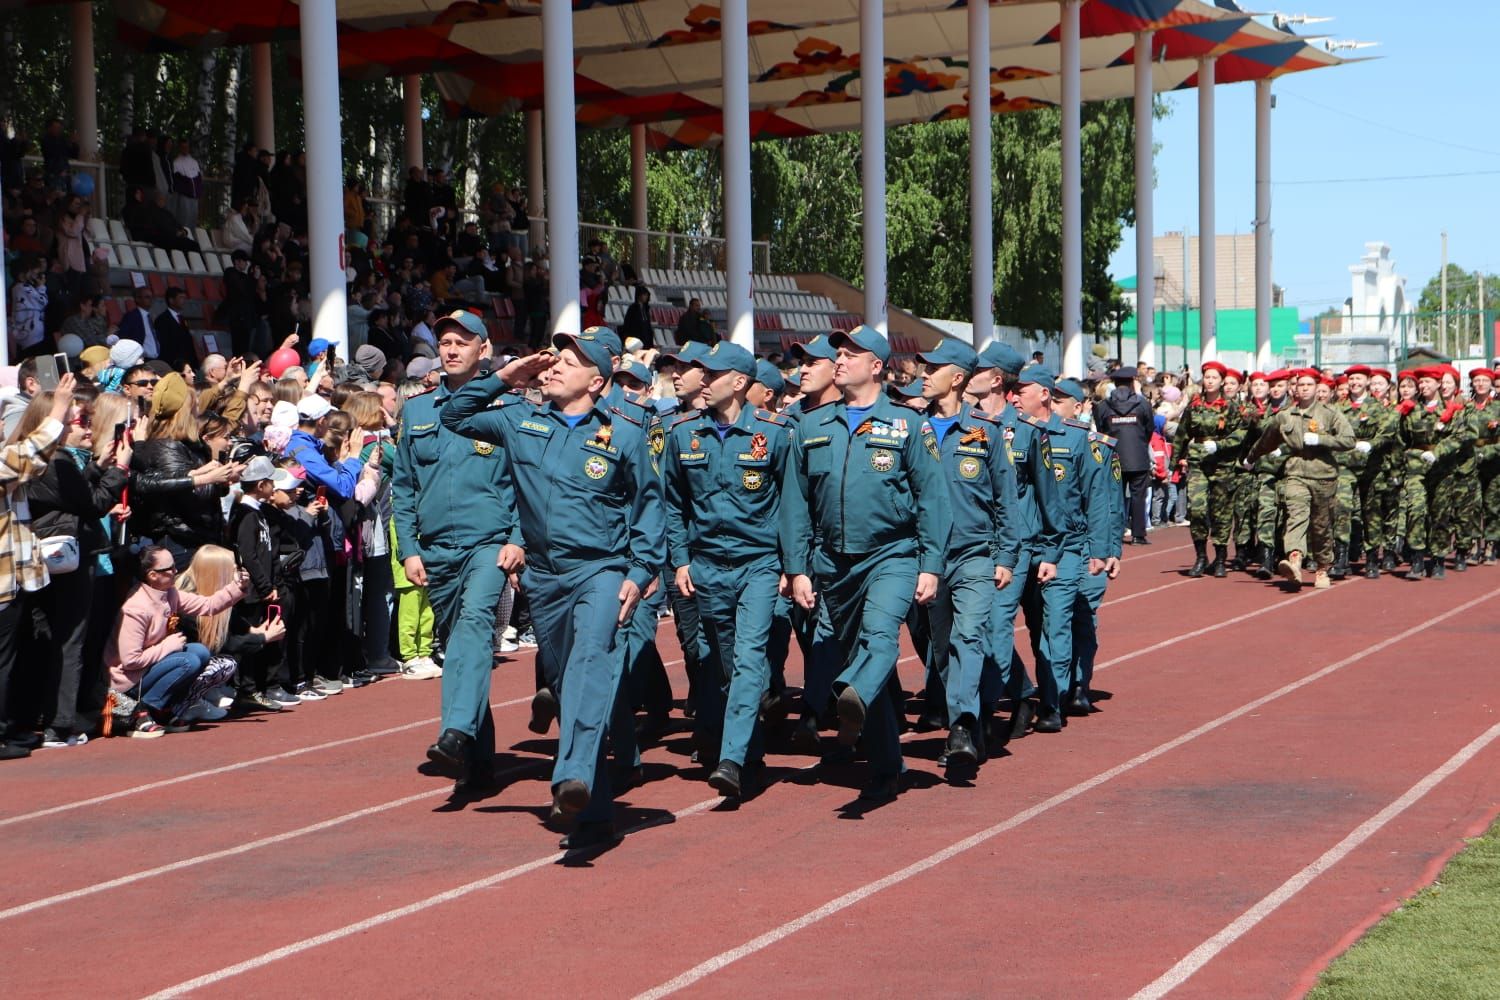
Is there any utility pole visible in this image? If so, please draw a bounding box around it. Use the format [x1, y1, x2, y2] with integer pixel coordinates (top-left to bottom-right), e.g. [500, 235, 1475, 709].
[1482, 272, 1490, 362]
[1440, 230, 1448, 354]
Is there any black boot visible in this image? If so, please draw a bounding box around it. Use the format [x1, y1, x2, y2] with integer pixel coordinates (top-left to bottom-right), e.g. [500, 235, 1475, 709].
[1228, 547, 1247, 572]
[1255, 544, 1275, 580]
[1187, 538, 1208, 578]
[1454, 547, 1469, 572]
[1431, 556, 1446, 579]
[1364, 547, 1382, 579]
[1329, 543, 1349, 580]
[1210, 546, 1227, 578]
[1382, 542, 1400, 572]
[1405, 552, 1427, 580]
[1488, 541, 1499, 565]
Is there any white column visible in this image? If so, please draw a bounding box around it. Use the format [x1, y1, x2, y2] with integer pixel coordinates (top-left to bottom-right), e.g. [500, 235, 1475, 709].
[968, 0, 992, 350]
[402, 74, 424, 174]
[1197, 56, 1216, 359]
[251, 43, 275, 152]
[299, 0, 349, 355]
[70, 3, 98, 160]
[1254, 79, 1272, 370]
[721, 0, 753, 350]
[1133, 32, 1155, 368]
[860, 0, 887, 335]
[543, 0, 580, 336]
[1060, 0, 1083, 376]
[630, 123, 649, 271]
[526, 109, 545, 221]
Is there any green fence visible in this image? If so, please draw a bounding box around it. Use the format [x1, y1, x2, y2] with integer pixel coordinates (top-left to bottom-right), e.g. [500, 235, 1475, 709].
[1302, 310, 1497, 369]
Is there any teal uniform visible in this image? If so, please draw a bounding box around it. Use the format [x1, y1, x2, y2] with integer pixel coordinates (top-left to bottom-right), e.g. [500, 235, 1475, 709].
[440, 374, 665, 824]
[392, 380, 520, 778]
[1071, 427, 1126, 701]
[780, 397, 952, 781]
[664, 405, 792, 770]
[919, 404, 1022, 731]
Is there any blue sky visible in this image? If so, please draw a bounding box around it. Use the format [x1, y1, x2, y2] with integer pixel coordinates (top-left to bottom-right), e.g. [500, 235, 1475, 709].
[1107, 2, 1497, 317]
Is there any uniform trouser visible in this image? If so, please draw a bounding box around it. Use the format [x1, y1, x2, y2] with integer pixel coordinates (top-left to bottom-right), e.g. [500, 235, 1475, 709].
[767, 594, 793, 699]
[1455, 475, 1482, 551]
[1429, 469, 1473, 556]
[1482, 467, 1500, 543]
[524, 563, 626, 823]
[1123, 470, 1150, 541]
[1355, 472, 1389, 551]
[1333, 468, 1359, 547]
[1230, 468, 1257, 547]
[35, 564, 93, 737]
[1071, 567, 1109, 696]
[690, 553, 779, 768]
[1281, 476, 1336, 568]
[1401, 469, 1430, 552]
[667, 577, 704, 711]
[982, 544, 1036, 707]
[395, 583, 435, 661]
[796, 549, 840, 718]
[1255, 473, 1282, 554]
[821, 548, 916, 779]
[608, 581, 672, 771]
[424, 544, 505, 776]
[1186, 464, 1235, 544]
[919, 554, 995, 727]
[1022, 550, 1083, 713]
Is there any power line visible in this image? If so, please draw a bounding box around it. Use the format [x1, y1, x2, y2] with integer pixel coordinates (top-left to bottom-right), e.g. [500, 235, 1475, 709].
[1280, 91, 1500, 159]
[1275, 169, 1500, 186]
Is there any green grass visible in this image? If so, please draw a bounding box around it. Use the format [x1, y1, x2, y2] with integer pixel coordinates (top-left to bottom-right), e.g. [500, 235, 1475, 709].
[1308, 818, 1500, 1000]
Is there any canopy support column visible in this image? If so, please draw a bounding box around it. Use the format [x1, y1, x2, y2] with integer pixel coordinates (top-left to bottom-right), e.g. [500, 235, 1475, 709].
[526, 110, 545, 221]
[252, 43, 275, 152]
[721, 0, 753, 350]
[630, 123, 649, 270]
[968, 0, 992, 350]
[403, 74, 423, 174]
[860, 0, 887, 335]
[1133, 31, 1155, 368]
[1254, 78, 1273, 370]
[299, 0, 349, 355]
[1198, 56, 1217, 359]
[70, 3, 97, 161]
[1060, 0, 1082, 376]
[543, 0, 579, 336]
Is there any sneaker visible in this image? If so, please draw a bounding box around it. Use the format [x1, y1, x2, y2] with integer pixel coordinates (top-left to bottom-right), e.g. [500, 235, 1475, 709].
[312, 676, 343, 696]
[295, 683, 327, 702]
[207, 684, 237, 709]
[517, 629, 537, 649]
[266, 685, 300, 706]
[502, 626, 518, 642]
[128, 710, 166, 739]
[235, 692, 284, 713]
[401, 657, 443, 681]
[365, 659, 403, 677]
[344, 670, 376, 688]
[178, 699, 228, 723]
[41, 729, 69, 749]
[497, 637, 520, 653]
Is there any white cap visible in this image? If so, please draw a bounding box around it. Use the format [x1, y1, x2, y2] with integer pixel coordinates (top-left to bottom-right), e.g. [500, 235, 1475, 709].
[296, 395, 332, 421]
[271, 468, 300, 491]
[241, 455, 276, 483]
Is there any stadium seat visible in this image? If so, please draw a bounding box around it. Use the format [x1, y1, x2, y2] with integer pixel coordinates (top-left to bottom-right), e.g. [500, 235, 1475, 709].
[149, 248, 170, 271]
[113, 244, 137, 269]
[87, 218, 110, 244]
[195, 228, 214, 252]
[169, 250, 190, 273]
[148, 273, 169, 297]
[104, 298, 125, 327]
[187, 252, 208, 274]
[108, 220, 130, 244]
[204, 253, 223, 276]
[183, 276, 205, 300]
[202, 278, 224, 303]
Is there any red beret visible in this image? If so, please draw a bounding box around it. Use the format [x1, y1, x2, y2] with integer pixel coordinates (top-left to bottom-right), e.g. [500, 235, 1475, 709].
[1344, 364, 1372, 377]
[1334, 375, 1348, 386]
[1201, 361, 1228, 376]
[1248, 371, 1268, 382]
[1266, 368, 1292, 382]
[1222, 368, 1244, 381]
[1370, 368, 1393, 381]
[1471, 368, 1496, 381]
[1415, 367, 1439, 381]
[1397, 369, 1417, 383]
[1439, 364, 1461, 383]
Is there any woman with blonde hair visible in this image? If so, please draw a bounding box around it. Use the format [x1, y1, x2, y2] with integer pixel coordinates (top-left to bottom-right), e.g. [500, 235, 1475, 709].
[176, 544, 287, 712]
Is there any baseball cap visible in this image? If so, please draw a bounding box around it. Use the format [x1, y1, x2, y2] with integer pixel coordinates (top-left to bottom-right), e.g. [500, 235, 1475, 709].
[271, 467, 301, 492]
[432, 309, 488, 340]
[829, 324, 891, 364]
[1016, 364, 1058, 391]
[789, 336, 837, 362]
[553, 325, 622, 375]
[241, 455, 276, 483]
[296, 395, 332, 421]
[916, 339, 977, 375]
[975, 342, 1025, 374]
[1054, 377, 1088, 402]
[307, 337, 331, 358]
[405, 356, 438, 380]
[615, 355, 652, 387]
[754, 359, 785, 395]
[783, 371, 802, 389]
[696, 341, 756, 377]
[661, 341, 711, 365]
[896, 380, 927, 398]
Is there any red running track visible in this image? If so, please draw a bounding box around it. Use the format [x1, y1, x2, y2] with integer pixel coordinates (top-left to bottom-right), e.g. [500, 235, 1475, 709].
[5, 526, 1499, 999]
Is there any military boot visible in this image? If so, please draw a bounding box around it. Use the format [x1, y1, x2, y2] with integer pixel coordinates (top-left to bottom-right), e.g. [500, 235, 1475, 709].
[1210, 546, 1228, 578]
[1488, 541, 1500, 565]
[1255, 544, 1276, 580]
[1405, 552, 1427, 580]
[1363, 547, 1383, 579]
[1329, 543, 1349, 580]
[1187, 538, 1208, 578]
[1228, 548, 1247, 572]
[1382, 541, 1401, 572]
[1454, 547, 1469, 572]
[1431, 556, 1447, 579]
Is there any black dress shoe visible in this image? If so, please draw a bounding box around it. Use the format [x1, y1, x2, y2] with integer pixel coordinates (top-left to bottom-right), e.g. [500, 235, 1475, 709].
[364, 659, 402, 676]
[453, 765, 499, 797]
[0, 743, 30, 760]
[1032, 710, 1064, 733]
[944, 724, 978, 767]
[1133, 536, 1152, 546]
[1008, 700, 1035, 740]
[835, 687, 866, 746]
[634, 712, 670, 746]
[560, 820, 617, 851]
[552, 778, 590, 817]
[759, 689, 790, 726]
[859, 773, 901, 803]
[613, 764, 645, 792]
[5, 730, 42, 750]
[1064, 689, 1094, 716]
[790, 713, 822, 754]
[528, 687, 559, 735]
[708, 760, 743, 798]
[913, 705, 946, 732]
[426, 728, 473, 779]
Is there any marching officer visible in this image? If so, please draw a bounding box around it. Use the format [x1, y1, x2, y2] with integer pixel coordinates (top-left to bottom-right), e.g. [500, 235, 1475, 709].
[780, 325, 951, 801]
[442, 326, 665, 850]
[1178, 361, 1247, 578]
[1334, 364, 1399, 578]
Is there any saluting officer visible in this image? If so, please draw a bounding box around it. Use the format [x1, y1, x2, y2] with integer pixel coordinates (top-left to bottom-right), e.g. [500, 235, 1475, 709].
[911, 339, 1020, 767]
[664, 341, 792, 799]
[780, 326, 951, 801]
[442, 326, 665, 850]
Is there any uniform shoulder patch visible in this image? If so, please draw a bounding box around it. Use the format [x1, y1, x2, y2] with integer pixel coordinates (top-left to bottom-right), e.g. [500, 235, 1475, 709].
[968, 408, 999, 424]
[609, 405, 643, 427]
[669, 411, 699, 430]
[1064, 417, 1092, 430]
[754, 408, 787, 425]
[1019, 414, 1044, 429]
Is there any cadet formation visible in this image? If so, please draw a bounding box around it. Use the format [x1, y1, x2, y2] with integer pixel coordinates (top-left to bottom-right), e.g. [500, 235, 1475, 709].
[393, 313, 1483, 851]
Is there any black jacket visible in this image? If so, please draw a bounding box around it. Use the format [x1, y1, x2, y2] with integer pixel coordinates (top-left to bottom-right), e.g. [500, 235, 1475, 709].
[1094, 388, 1154, 473]
[621, 301, 655, 350]
[155, 310, 194, 369]
[29, 448, 128, 554]
[228, 500, 276, 602]
[129, 438, 228, 550]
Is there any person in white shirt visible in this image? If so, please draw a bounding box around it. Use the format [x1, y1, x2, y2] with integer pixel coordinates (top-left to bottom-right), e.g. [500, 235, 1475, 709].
[8, 258, 47, 357]
[223, 200, 256, 255]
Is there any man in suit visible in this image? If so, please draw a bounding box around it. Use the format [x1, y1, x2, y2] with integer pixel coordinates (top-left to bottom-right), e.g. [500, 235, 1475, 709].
[117, 287, 161, 360]
[154, 287, 194, 369]
[1093, 366, 1154, 544]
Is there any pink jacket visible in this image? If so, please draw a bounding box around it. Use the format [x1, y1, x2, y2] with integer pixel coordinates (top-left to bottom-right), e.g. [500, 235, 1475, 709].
[107, 580, 245, 691]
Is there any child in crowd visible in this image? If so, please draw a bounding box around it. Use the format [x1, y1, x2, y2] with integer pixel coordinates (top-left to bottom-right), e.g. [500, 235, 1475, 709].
[228, 455, 297, 712]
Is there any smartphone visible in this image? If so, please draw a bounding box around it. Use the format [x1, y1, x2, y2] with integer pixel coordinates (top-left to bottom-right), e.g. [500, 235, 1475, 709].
[266, 603, 282, 621]
[315, 485, 328, 503]
[54, 352, 70, 376]
[113, 421, 126, 444]
[35, 353, 60, 392]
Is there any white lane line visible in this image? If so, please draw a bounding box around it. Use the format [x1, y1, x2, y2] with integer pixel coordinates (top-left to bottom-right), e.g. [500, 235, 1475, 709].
[0, 693, 533, 830]
[1098, 577, 1196, 607]
[1130, 719, 1500, 1000]
[0, 762, 549, 922]
[1123, 541, 1192, 561]
[1093, 589, 1329, 673]
[628, 586, 1500, 999]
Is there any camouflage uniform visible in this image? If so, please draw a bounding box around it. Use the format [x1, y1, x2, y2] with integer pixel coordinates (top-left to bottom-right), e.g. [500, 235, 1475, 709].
[1246, 400, 1355, 571]
[1335, 395, 1400, 569]
[1399, 398, 1472, 574]
[1237, 398, 1285, 569]
[1472, 396, 1500, 559]
[1225, 398, 1259, 559]
[1176, 396, 1247, 548]
[1374, 397, 1406, 559]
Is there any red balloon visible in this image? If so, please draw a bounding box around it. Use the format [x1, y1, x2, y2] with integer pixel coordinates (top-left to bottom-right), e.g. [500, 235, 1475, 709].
[267, 348, 301, 379]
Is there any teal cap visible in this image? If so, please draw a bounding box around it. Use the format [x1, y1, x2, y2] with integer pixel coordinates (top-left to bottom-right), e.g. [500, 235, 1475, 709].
[790, 335, 836, 362]
[553, 325, 622, 376]
[615, 355, 652, 386]
[917, 339, 978, 375]
[433, 309, 488, 340]
[662, 341, 711, 365]
[1016, 364, 1058, 391]
[754, 359, 785, 394]
[830, 324, 892, 363]
[1054, 377, 1088, 402]
[976, 342, 1026, 374]
[696, 340, 757, 377]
